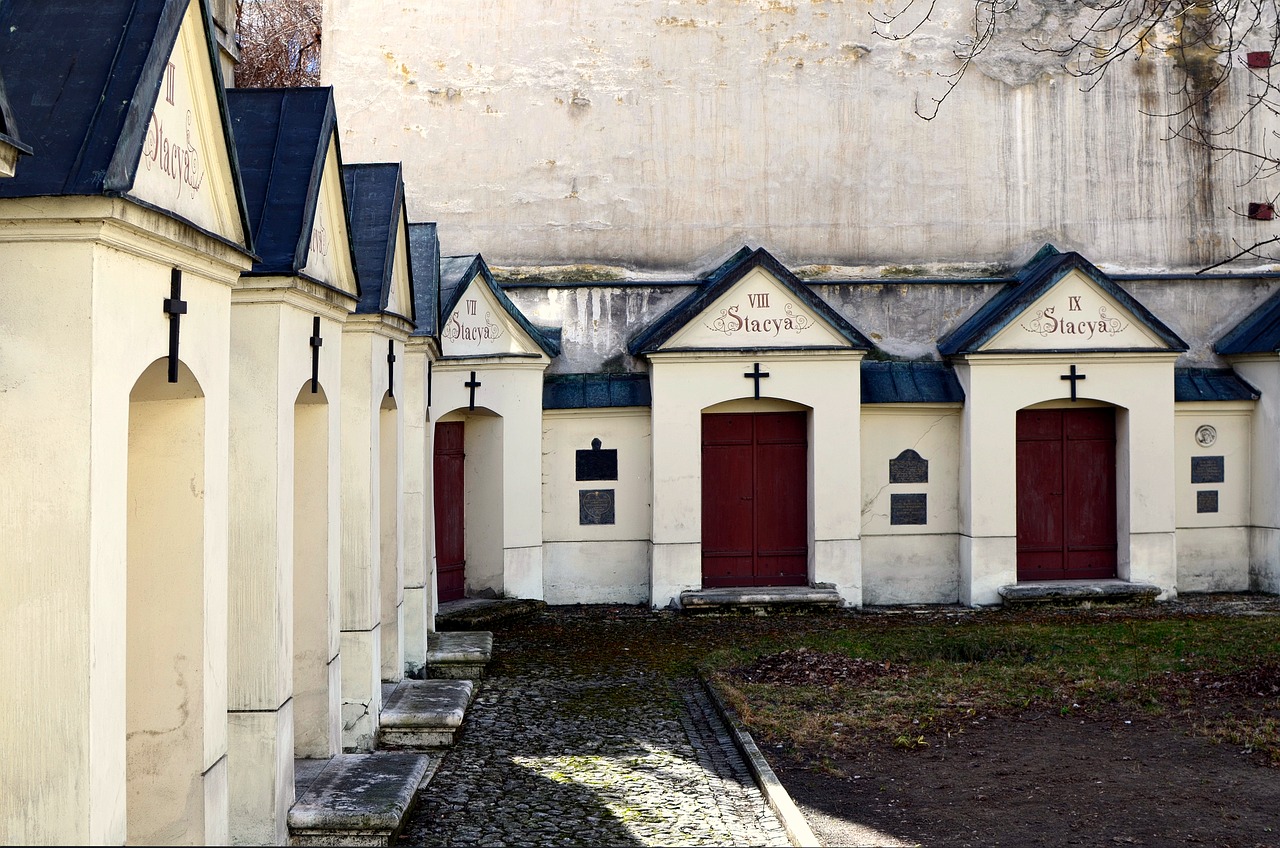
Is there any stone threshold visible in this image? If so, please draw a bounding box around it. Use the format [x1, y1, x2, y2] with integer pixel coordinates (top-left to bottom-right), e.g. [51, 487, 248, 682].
[378, 678, 475, 750]
[436, 597, 547, 631]
[425, 631, 493, 679]
[999, 579, 1162, 606]
[680, 585, 844, 614]
[288, 751, 435, 846]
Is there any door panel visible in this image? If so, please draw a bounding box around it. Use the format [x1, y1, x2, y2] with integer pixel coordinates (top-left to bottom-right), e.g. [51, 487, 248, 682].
[1016, 408, 1117, 581]
[702, 412, 808, 587]
[433, 421, 466, 602]
[701, 415, 755, 587]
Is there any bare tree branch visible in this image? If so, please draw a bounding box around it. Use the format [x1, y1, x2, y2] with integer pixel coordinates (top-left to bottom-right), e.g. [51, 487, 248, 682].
[235, 0, 322, 88]
[877, 1, 1280, 269]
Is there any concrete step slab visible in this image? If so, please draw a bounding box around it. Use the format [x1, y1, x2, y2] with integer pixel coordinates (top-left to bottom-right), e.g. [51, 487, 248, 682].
[425, 631, 493, 679]
[378, 679, 475, 750]
[999, 579, 1162, 606]
[435, 597, 546, 631]
[288, 752, 430, 846]
[680, 586, 844, 615]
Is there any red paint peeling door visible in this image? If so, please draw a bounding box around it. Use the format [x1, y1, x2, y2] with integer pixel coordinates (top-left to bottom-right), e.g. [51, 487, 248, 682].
[701, 412, 808, 588]
[434, 421, 466, 602]
[1016, 408, 1117, 581]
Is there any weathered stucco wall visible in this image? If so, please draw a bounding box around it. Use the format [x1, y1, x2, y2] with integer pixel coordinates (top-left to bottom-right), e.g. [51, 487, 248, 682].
[503, 274, 1280, 372]
[322, 0, 1278, 272]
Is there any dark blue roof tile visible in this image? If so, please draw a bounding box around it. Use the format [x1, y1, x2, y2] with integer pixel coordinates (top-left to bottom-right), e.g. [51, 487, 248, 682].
[1216, 289, 1280, 355]
[227, 87, 354, 293]
[543, 373, 651, 409]
[438, 253, 560, 357]
[628, 246, 873, 355]
[0, 0, 251, 250]
[938, 245, 1187, 355]
[1174, 368, 1260, 402]
[861, 361, 965, 404]
[0, 65, 31, 155]
[407, 222, 440, 337]
[343, 162, 412, 320]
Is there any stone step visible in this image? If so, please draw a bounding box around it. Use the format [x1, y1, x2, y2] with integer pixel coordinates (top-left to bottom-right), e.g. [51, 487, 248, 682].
[679, 585, 844, 615]
[425, 631, 493, 679]
[378, 678, 475, 750]
[435, 597, 547, 631]
[288, 751, 435, 846]
[998, 579, 1162, 607]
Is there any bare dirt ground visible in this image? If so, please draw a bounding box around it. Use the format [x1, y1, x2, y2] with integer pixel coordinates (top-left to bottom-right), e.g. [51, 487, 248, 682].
[488, 594, 1280, 848]
[753, 595, 1280, 848]
[777, 707, 1280, 847]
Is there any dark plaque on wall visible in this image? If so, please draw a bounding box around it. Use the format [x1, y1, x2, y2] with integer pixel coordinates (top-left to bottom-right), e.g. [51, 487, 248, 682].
[889, 449, 929, 484]
[1196, 490, 1219, 514]
[576, 437, 618, 481]
[1191, 456, 1225, 484]
[890, 493, 928, 525]
[580, 489, 616, 525]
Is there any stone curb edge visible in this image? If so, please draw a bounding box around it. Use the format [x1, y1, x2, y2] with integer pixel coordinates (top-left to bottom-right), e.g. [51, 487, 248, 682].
[699, 674, 823, 848]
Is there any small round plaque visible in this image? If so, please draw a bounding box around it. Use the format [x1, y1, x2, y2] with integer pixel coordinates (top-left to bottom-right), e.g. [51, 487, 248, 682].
[1194, 425, 1217, 447]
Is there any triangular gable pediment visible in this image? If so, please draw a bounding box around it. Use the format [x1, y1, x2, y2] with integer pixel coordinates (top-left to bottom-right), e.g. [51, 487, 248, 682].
[983, 268, 1168, 351]
[300, 129, 358, 296]
[629, 247, 872, 355]
[384, 210, 414, 320]
[127, 0, 245, 246]
[665, 266, 850, 349]
[939, 247, 1188, 355]
[440, 272, 543, 357]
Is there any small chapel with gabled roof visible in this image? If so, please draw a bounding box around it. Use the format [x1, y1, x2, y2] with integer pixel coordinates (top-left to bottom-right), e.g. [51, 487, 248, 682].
[4, 0, 1280, 844]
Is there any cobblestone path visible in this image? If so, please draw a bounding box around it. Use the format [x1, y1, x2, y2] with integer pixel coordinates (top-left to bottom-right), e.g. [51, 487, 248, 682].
[397, 671, 791, 846]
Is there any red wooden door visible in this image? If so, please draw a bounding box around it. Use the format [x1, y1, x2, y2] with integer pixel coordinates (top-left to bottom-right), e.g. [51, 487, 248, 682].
[701, 412, 808, 588]
[433, 421, 466, 602]
[1016, 408, 1117, 581]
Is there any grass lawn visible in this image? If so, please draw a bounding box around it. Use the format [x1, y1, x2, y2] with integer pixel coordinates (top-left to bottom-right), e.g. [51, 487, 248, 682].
[706, 608, 1280, 766]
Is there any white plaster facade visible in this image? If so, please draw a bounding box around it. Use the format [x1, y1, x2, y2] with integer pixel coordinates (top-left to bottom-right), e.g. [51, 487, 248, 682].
[541, 408, 653, 604]
[0, 198, 252, 844]
[322, 0, 1276, 273]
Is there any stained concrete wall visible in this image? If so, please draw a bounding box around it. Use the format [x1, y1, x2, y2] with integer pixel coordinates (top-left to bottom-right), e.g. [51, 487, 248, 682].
[541, 408, 652, 603]
[504, 274, 1280, 373]
[1174, 404, 1253, 592]
[322, 0, 1278, 272]
[860, 405, 962, 605]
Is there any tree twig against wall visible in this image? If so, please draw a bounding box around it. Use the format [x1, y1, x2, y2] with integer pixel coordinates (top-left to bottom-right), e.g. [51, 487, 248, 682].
[235, 0, 322, 88]
[874, 1, 1280, 269]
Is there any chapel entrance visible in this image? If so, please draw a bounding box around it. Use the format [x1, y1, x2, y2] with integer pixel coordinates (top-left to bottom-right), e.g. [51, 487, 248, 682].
[1016, 407, 1118, 581]
[433, 421, 466, 602]
[701, 411, 808, 588]
[126, 359, 208, 844]
[293, 384, 337, 758]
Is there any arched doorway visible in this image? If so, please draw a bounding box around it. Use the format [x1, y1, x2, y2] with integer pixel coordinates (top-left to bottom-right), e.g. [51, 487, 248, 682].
[433, 409, 504, 602]
[1016, 404, 1118, 581]
[293, 382, 338, 758]
[700, 399, 810, 588]
[126, 358, 207, 844]
[379, 392, 402, 682]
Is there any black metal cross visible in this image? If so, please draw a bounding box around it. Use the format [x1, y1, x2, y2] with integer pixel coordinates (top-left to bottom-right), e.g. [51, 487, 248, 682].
[387, 339, 396, 398]
[163, 268, 187, 383]
[465, 370, 482, 410]
[744, 362, 770, 399]
[309, 316, 323, 393]
[1060, 364, 1086, 401]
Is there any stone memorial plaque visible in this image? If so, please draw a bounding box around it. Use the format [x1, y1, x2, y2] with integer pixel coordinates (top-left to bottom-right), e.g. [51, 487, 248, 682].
[576, 438, 618, 481]
[889, 449, 929, 484]
[890, 493, 927, 525]
[1191, 455, 1224, 484]
[1196, 490, 1219, 514]
[579, 489, 616, 525]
